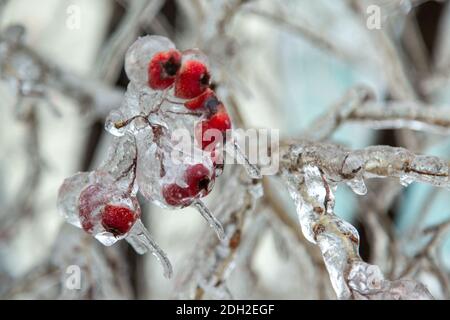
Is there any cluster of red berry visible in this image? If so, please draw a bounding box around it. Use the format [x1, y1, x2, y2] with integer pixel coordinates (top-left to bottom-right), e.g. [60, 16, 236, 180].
[58, 37, 234, 274]
[142, 42, 232, 207]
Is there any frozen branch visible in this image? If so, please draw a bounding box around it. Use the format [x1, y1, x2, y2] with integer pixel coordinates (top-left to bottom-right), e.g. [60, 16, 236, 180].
[278, 140, 450, 299]
[347, 101, 450, 135]
[0, 25, 124, 118]
[303, 85, 450, 141]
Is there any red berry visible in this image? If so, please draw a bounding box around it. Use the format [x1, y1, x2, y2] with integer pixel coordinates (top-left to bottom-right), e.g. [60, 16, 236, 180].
[184, 164, 213, 196]
[162, 183, 191, 206]
[184, 88, 217, 110]
[101, 205, 138, 236]
[148, 49, 182, 90]
[162, 164, 214, 207]
[208, 112, 231, 132]
[195, 112, 231, 150]
[174, 60, 210, 99]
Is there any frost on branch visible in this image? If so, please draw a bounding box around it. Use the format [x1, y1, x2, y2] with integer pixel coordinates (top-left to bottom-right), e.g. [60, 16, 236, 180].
[279, 141, 447, 299]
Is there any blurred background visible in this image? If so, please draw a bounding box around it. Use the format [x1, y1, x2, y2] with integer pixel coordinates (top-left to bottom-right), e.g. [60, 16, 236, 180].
[1, 0, 450, 299]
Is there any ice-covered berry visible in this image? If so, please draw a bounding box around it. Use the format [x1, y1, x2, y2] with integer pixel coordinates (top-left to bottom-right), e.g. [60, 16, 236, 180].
[162, 164, 214, 207]
[101, 204, 139, 236]
[185, 163, 214, 196]
[125, 35, 176, 87]
[174, 60, 210, 99]
[78, 184, 106, 233]
[148, 49, 182, 90]
[162, 183, 191, 206]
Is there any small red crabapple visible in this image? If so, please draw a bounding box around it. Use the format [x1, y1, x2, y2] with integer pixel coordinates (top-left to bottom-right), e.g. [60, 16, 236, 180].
[195, 111, 232, 150]
[174, 60, 210, 99]
[208, 111, 231, 132]
[101, 204, 139, 236]
[162, 164, 214, 206]
[148, 49, 182, 90]
[185, 163, 214, 196]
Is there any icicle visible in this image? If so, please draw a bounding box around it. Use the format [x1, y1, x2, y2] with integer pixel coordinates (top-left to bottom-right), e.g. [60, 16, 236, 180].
[232, 139, 262, 179]
[346, 177, 367, 195]
[126, 220, 173, 278]
[193, 199, 226, 240]
[399, 173, 414, 187]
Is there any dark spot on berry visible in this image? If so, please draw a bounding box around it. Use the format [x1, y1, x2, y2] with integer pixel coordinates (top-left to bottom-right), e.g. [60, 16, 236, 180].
[200, 72, 210, 86]
[198, 177, 210, 191]
[163, 56, 181, 76]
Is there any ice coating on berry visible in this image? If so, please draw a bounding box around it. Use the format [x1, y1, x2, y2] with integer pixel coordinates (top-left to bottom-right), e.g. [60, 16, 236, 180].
[148, 49, 182, 90]
[57, 172, 91, 228]
[125, 36, 176, 87]
[161, 164, 214, 207]
[174, 53, 211, 99]
[78, 184, 107, 232]
[77, 182, 142, 245]
[162, 184, 191, 206]
[185, 163, 214, 196]
[101, 205, 139, 236]
[135, 125, 216, 208]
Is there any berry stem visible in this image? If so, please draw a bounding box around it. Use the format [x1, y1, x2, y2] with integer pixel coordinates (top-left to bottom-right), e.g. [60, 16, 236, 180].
[126, 220, 173, 278]
[193, 199, 226, 240]
[163, 110, 203, 117]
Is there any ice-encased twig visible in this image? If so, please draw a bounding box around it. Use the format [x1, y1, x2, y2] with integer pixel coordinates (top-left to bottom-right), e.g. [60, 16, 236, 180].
[347, 101, 450, 135]
[280, 140, 450, 189]
[303, 85, 450, 141]
[126, 220, 173, 279]
[193, 199, 226, 240]
[279, 140, 446, 299]
[173, 168, 262, 299]
[231, 139, 262, 179]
